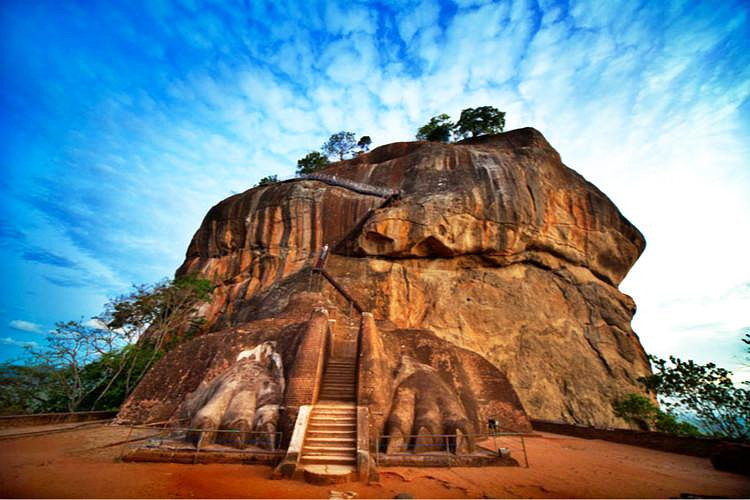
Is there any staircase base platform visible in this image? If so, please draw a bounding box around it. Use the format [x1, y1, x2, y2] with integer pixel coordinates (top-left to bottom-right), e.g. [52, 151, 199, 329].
[122, 441, 284, 465]
[377, 450, 519, 467]
[302, 464, 357, 485]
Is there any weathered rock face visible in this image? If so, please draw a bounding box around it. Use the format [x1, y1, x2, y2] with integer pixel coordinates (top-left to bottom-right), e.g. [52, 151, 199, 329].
[119, 127, 650, 431]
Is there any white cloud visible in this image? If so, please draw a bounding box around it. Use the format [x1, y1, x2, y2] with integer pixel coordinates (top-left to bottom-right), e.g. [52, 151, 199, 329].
[9, 320, 43, 333]
[1, 337, 38, 349]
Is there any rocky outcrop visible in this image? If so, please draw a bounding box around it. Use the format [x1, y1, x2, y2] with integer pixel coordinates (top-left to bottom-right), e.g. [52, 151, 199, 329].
[119, 127, 650, 431]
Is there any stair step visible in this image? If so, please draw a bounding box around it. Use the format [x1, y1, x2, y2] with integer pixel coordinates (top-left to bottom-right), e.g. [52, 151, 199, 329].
[309, 425, 356, 430]
[303, 445, 356, 453]
[305, 438, 356, 446]
[306, 430, 356, 436]
[300, 455, 356, 465]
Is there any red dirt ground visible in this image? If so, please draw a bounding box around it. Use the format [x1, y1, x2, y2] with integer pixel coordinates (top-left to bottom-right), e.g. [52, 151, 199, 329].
[0, 424, 748, 498]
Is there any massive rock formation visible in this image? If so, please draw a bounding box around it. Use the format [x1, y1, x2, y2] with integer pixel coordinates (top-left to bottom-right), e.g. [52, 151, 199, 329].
[118, 127, 650, 434]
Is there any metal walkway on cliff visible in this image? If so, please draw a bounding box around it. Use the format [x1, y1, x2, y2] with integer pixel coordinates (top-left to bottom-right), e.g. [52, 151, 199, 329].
[299, 173, 399, 199]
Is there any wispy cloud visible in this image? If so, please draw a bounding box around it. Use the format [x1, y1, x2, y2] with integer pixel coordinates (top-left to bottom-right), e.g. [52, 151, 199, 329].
[9, 320, 43, 333]
[22, 249, 77, 269]
[0, 0, 748, 374]
[1, 337, 38, 349]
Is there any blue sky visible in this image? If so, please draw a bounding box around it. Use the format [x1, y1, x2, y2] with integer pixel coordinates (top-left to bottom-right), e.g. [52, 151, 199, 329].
[1, 0, 749, 379]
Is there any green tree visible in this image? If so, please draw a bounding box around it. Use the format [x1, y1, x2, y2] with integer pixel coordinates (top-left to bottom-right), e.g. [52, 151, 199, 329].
[24, 321, 108, 412]
[453, 106, 505, 139]
[640, 355, 750, 440]
[8, 275, 212, 414]
[296, 151, 330, 175]
[357, 135, 372, 153]
[0, 363, 67, 414]
[322, 131, 358, 161]
[613, 393, 700, 436]
[255, 175, 278, 186]
[416, 114, 454, 142]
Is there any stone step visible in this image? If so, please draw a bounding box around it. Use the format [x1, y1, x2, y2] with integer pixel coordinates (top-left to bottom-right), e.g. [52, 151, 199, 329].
[302, 445, 356, 454]
[310, 412, 356, 419]
[304, 437, 356, 447]
[300, 455, 356, 465]
[312, 411, 355, 417]
[308, 424, 356, 431]
[306, 429, 356, 436]
[312, 408, 356, 414]
[310, 417, 355, 422]
[309, 419, 356, 425]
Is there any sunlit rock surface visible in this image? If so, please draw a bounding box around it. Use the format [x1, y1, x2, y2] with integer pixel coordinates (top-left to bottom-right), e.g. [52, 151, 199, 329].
[119, 127, 649, 431]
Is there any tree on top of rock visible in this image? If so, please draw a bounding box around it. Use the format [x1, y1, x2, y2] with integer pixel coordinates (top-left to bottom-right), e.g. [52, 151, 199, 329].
[416, 114, 454, 142]
[296, 151, 329, 176]
[322, 131, 358, 161]
[357, 135, 372, 153]
[453, 106, 505, 139]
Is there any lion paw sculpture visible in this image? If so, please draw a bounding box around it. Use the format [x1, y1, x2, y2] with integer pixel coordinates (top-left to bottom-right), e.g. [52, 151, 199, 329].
[384, 356, 475, 454]
[182, 341, 284, 449]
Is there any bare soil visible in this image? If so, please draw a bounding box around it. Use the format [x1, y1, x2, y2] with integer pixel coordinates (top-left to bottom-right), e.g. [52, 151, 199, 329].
[0, 424, 747, 498]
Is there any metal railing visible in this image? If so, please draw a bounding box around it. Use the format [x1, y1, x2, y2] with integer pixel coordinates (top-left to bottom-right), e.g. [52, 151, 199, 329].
[373, 430, 529, 468]
[301, 173, 399, 198]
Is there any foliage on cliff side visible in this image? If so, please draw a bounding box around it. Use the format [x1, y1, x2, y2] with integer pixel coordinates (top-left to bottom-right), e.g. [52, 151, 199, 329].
[640, 354, 749, 440]
[0, 275, 212, 414]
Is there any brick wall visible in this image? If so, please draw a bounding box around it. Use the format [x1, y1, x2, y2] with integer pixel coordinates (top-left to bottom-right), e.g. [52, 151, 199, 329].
[531, 419, 725, 457]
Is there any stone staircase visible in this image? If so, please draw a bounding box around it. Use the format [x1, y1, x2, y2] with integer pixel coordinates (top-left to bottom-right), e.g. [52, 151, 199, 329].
[300, 402, 357, 468]
[299, 318, 360, 477]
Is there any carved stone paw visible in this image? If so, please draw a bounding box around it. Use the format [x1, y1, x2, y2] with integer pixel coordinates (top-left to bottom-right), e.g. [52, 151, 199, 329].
[183, 341, 284, 449]
[384, 356, 475, 454]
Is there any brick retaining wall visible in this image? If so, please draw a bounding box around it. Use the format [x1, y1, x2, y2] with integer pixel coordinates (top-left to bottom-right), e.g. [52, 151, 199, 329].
[531, 419, 724, 457]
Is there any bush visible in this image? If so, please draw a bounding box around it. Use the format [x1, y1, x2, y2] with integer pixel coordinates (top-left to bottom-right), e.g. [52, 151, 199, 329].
[255, 175, 278, 187]
[613, 393, 701, 436]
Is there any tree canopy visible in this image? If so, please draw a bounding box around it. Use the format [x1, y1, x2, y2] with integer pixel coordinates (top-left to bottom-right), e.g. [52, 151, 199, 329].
[357, 135, 372, 152]
[453, 106, 505, 139]
[639, 355, 749, 440]
[296, 151, 330, 175]
[1, 275, 212, 414]
[322, 131, 358, 160]
[416, 114, 454, 142]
